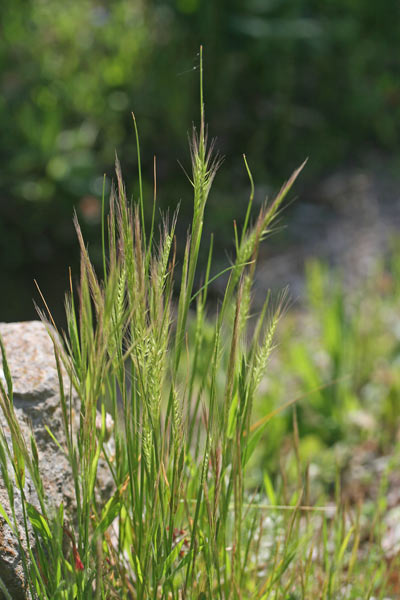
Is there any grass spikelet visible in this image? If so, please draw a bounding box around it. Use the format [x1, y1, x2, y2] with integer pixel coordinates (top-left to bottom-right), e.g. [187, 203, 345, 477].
[252, 288, 288, 393]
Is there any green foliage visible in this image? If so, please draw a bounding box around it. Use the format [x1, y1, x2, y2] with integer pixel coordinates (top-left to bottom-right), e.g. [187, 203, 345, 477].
[1, 0, 148, 204]
[0, 0, 154, 319]
[250, 251, 400, 494]
[2, 0, 400, 322]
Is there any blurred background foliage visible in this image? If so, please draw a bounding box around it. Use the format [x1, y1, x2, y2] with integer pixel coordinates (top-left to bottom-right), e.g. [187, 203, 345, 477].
[1, 0, 400, 321]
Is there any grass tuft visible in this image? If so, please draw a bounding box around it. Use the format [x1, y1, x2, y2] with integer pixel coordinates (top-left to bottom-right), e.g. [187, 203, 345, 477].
[0, 50, 394, 599]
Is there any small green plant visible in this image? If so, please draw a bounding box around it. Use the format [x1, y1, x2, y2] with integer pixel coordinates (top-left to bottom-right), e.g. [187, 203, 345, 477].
[0, 49, 395, 599]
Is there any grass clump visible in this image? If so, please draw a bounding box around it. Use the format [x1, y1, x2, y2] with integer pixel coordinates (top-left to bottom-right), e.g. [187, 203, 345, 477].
[0, 50, 395, 599]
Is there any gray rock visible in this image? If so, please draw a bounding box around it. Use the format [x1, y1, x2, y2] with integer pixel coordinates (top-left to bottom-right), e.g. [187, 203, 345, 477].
[0, 320, 74, 599]
[0, 321, 113, 599]
[0, 483, 32, 600]
[0, 321, 76, 508]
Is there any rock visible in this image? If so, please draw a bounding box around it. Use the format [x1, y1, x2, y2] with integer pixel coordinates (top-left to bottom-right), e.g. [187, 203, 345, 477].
[0, 321, 113, 599]
[0, 320, 75, 599]
[0, 321, 76, 508]
[0, 478, 35, 600]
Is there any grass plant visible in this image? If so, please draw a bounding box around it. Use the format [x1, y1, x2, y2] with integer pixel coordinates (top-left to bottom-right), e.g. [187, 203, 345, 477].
[0, 49, 396, 599]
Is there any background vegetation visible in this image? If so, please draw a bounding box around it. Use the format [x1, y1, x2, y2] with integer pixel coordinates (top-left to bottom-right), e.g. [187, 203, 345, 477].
[1, 0, 400, 321]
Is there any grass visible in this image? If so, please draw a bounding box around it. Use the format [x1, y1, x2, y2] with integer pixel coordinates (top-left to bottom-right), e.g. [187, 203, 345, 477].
[0, 48, 398, 599]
